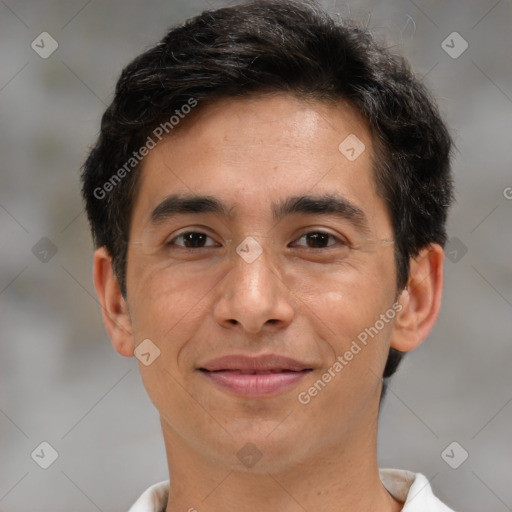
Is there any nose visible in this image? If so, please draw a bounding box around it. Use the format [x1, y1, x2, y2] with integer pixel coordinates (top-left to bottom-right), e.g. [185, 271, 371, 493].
[212, 238, 295, 334]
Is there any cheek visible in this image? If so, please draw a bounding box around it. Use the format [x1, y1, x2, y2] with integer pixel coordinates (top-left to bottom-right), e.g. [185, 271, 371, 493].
[127, 258, 221, 339]
[289, 257, 397, 393]
[289, 258, 394, 329]
[126, 262, 219, 429]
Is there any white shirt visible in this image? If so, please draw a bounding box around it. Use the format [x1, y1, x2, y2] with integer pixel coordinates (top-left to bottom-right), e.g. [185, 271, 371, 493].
[127, 468, 456, 511]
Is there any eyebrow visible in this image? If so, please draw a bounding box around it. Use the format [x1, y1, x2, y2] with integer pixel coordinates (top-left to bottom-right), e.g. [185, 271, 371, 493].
[148, 193, 370, 233]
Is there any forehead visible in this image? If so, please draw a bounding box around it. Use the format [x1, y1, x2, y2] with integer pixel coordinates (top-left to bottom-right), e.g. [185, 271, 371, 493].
[129, 93, 388, 234]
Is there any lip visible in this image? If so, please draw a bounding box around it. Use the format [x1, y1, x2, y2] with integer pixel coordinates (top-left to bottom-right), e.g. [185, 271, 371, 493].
[198, 354, 313, 398]
[200, 354, 312, 372]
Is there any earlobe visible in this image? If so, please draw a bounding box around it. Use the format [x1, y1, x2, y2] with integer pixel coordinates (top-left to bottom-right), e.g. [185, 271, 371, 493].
[93, 247, 135, 357]
[390, 244, 444, 353]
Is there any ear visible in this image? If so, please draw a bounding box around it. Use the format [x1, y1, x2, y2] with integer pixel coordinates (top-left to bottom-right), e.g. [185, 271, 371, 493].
[93, 246, 135, 357]
[390, 243, 444, 352]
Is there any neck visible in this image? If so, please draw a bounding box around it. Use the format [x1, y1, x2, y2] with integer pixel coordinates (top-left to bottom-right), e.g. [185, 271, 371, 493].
[161, 409, 402, 512]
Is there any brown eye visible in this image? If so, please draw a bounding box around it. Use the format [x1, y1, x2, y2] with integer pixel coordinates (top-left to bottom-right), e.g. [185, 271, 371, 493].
[292, 231, 346, 249]
[168, 232, 218, 248]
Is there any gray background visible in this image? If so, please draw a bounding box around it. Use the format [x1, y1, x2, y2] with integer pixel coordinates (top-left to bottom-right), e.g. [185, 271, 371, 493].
[0, 0, 511, 511]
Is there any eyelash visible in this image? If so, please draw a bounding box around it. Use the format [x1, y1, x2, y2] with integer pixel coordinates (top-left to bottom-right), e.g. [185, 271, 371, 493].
[166, 230, 348, 250]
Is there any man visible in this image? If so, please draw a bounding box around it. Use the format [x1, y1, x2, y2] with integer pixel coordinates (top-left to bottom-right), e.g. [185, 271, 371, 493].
[81, 1, 456, 510]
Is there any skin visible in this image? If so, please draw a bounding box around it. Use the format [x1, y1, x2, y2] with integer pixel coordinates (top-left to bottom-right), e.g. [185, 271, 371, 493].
[93, 93, 444, 512]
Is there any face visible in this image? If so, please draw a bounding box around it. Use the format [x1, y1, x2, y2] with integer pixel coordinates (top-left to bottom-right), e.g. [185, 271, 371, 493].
[124, 93, 398, 472]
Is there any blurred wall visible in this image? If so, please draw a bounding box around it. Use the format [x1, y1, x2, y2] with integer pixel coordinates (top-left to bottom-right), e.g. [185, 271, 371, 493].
[1, 0, 511, 510]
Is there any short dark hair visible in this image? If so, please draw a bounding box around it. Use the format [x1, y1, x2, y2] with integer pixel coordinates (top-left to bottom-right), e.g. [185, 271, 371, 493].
[81, 0, 453, 382]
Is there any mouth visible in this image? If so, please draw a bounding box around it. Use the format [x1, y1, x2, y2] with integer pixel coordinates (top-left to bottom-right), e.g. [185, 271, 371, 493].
[202, 369, 308, 374]
[198, 354, 313, 397]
